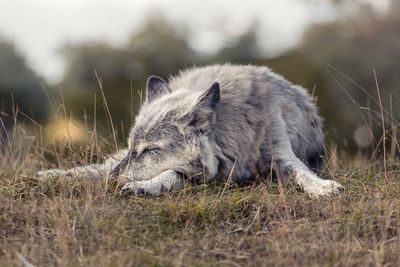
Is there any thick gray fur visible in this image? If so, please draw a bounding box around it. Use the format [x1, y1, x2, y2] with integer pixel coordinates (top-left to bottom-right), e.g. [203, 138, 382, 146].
[38, 64, 343, 197]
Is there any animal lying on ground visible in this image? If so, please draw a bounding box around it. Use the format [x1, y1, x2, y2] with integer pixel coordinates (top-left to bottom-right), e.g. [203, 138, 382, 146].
[38, 64, 344, 197]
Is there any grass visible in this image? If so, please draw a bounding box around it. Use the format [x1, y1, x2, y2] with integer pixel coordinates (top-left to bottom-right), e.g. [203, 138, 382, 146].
[1, 134, 400, 267]
[1, 68, 400, 266]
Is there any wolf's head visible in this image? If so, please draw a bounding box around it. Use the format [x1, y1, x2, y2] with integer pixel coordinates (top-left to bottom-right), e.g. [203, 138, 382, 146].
[119, 75, 221, 181]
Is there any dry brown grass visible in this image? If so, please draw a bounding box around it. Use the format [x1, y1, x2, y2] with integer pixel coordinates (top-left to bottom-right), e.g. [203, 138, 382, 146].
[1, 126, 400, 267]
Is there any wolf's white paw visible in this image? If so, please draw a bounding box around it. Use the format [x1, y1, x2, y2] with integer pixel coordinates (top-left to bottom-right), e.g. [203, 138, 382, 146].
[303, 179, 344, 197]
[294, 170, 344, 197]
[120, 181, 164, 196]
[36, 169, 68, 179]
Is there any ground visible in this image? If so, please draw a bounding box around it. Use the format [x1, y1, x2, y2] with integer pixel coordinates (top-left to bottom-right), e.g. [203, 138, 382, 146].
[1, 154, 400, 266]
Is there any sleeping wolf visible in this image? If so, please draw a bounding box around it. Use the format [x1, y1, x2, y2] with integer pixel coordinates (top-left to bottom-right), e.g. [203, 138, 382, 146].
[38, 64, 344, 197]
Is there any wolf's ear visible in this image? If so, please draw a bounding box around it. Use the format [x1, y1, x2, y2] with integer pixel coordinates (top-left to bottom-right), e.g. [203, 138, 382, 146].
[146, 75, 170, 103]
[185, 82, 220, 130]
[196, 82, 220, 110]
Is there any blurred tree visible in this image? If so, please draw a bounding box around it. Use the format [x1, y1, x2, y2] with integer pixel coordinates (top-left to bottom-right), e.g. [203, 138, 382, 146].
[60, 16, 202, 144]
[214, 27, 262, 64]
[0, 39, 47, 146]
[262, 0, 400, 151]
[302, 2, 400, 149]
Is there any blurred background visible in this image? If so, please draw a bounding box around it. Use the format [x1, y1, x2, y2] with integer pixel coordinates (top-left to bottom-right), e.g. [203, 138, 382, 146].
[0, 0, 399, 156]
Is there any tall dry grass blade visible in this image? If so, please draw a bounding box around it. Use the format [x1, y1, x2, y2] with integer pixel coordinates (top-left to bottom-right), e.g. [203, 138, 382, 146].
[326, 144, 339, 177]
[366, 99, 376, 157]
[88, 93, 98, 164]
[219, 157, 237, 199]
[327, 68, 370, 132]
[328, 64, 400, 127]
[389, 94, 398, 160]
[58, 87, 74, 151]
[16, 252, 35, 267]
[94, 71, 118, 151]
[39, 82, 57, 114]
[0, 116, 11, 150]
[138, 89, 144, 108]
[374, 69, 388, 181]
[130, 79, 134, 123]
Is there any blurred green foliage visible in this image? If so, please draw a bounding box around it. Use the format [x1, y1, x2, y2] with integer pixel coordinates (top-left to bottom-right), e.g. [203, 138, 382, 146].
[58, 18, 202, 141]
[266, 4, 400, 149]
[0, 40, 47, 143]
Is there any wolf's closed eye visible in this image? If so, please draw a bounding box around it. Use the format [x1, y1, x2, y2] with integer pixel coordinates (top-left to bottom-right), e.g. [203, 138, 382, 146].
[140, 147, 160, 157]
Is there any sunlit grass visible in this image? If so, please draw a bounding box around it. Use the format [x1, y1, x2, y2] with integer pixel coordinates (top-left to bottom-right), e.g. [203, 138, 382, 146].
[1, 134, 399, 266]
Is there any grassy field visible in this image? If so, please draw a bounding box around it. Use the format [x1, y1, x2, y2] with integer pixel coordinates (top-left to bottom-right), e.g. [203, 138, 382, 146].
[1, 131, 400, 267]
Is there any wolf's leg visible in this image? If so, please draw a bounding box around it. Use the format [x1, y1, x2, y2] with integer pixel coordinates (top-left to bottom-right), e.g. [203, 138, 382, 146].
[271, 116, 344, 197]
[37, 165, 106, 180]
[120, 170, 185, 196]
[37, 149, 128, 180]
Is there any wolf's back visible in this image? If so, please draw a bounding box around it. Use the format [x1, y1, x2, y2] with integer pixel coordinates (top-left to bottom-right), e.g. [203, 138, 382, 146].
[169, 64, 325, 181]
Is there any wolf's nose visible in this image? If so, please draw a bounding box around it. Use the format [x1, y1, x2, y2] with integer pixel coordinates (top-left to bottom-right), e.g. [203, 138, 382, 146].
[120, 187, 130, 194]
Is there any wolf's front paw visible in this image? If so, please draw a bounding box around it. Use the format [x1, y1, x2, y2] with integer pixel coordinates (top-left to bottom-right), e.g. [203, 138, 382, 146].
[304, 179, 344, 198]
[36, 169, 67, 179]
[120, 181, 164, 196]
[294, 170, 344, 197]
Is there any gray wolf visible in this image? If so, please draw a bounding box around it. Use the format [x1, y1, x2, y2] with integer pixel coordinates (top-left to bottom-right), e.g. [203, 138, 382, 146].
[38, 64, 344, 197]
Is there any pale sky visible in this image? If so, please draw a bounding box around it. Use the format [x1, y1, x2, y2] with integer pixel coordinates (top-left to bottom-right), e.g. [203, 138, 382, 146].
[0, 0, 390, 84]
